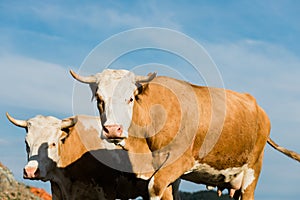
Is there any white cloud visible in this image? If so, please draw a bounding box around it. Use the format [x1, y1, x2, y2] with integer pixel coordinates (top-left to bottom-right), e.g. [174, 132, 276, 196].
[204, 39, 300, 120]
[0, 138, 9, 145]
[12, 2, 180, 32]
[0, 54, 74, 115]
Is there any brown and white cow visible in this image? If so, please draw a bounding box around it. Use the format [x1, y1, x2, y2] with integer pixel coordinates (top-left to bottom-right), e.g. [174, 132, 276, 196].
[71, 69, 300, 200]
[6, 113, 159, 200]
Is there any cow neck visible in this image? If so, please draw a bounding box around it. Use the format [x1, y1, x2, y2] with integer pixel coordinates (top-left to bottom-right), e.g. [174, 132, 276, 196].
[132, 80, 183, 152]
[58, 126, 87, 168]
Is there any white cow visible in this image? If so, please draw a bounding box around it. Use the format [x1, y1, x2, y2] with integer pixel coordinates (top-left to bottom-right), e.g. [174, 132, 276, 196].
[7, 113, 160, 200]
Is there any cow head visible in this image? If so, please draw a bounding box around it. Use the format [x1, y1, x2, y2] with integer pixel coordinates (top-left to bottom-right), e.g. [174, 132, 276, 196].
[6, 113, 77, 181]
[70, 69, 156, 143]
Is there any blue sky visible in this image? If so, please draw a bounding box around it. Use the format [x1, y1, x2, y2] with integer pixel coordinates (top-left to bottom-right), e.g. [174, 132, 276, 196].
[0, 1, 300, 199]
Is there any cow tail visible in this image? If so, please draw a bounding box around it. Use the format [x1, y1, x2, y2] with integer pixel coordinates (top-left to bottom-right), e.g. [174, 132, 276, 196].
[267, 137, 300, 162]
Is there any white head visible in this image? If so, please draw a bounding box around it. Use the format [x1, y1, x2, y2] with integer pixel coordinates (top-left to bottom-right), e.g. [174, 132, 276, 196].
[70, 69, 156, 143]
[6, 113, 76, 181]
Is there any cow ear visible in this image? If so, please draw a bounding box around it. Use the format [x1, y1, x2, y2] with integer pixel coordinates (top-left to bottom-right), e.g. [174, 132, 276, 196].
[135, 82, 149, 98]
[59, 131, 69, 144]
[61, 117, 77, 129]
[60, 117, 77, 143]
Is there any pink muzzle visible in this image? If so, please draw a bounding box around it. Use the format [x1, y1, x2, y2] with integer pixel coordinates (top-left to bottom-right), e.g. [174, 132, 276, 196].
[103, 124, 124, 139]
[23, 165, 40, 179]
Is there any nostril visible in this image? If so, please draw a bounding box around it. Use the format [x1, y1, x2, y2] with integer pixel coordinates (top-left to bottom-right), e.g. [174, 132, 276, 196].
[34, 168, 40, 177]
[23, 168, 28, 177]
[117, 126, 123, 136]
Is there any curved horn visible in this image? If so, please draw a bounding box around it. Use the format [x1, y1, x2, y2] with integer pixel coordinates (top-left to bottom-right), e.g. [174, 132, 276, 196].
[135, 72, 157, 83]
[69, 70, 97, 84]
[6, 112, 28, 128]
[61, 116, 78, 129]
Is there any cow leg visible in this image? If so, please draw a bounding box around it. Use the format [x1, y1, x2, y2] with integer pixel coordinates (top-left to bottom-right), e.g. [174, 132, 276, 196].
[148, 155, 194, 200]
[160, 185, 173, 200]
[240, 152, 264, 200]
[148, 174, 170, 200]
[160, 179, 181, 200]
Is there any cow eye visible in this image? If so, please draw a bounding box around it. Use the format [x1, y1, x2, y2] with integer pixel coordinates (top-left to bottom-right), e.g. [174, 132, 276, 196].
[49, 142, 56, 148]
[127, 97, 134, 104]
